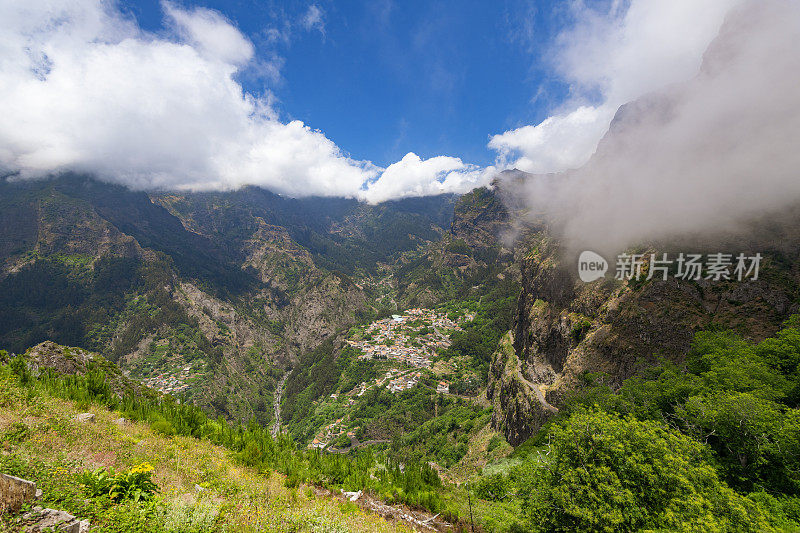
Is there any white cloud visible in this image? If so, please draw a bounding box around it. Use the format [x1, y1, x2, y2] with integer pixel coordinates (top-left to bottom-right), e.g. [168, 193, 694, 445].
[164, 1, 254, 65]
[301, 4, 325, 35]
[490, 0, 743, 173]
[360, 152, 495, 203]
[0, 0, 493, 201]
[507, 0, 800, 255]
[488, 105, 614, 174]
[3, 0, 762, 206]
[0, 0, 378, 197]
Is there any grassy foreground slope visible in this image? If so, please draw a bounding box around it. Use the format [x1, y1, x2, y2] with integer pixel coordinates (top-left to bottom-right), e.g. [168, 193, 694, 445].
[0, 365, 410, 533]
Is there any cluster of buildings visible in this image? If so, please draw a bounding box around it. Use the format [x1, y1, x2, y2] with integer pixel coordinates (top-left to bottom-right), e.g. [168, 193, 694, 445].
[310, 417, 346, 449]
[346, 369, 422, 398]
[304, 308, 469, 449]
[387, 371, 422, 393]
[142, 364, 197, 395]
[346, 308, 472, 369]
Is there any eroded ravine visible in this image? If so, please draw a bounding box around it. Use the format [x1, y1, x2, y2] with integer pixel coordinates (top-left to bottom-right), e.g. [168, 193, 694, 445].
[272, 372, 288, 437]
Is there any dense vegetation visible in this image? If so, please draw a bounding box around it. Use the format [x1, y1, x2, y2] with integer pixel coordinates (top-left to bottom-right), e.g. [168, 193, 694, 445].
[2, 350, 450, 518]
[436, 278, 519, 389]
[4, 317, 800, 531]
[476, 319, 800, 531]
[390, 402, 490, 468]
[0, 252, 203, 359]
[280, 340, 347, 440]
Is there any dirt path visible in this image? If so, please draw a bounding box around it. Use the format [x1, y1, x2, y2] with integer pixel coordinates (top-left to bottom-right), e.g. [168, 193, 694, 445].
[272, 372, 288, 437]
[313, 486, 449, 531]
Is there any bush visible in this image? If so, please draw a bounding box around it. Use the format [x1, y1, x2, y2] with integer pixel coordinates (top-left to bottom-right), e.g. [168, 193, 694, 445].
[474, 473, 509, 502]
[151, 419, 175, 436]
[517, 408, 770, 532]
[9, 354, 30, 384]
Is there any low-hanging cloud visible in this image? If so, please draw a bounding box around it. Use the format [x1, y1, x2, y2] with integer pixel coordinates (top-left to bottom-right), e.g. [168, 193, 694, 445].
[360, 152, 496, 203]
[0, 0, 487, 201]
[506, 0, 800, 255]
[490, 0, 742, 175]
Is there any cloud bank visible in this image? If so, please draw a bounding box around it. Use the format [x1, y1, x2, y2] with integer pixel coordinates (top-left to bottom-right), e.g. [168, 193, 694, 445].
[0, 0, 487, 202]
[490, 0, 743, 174]
[1, 0, 793, 214]
[506, 0, 800, 255]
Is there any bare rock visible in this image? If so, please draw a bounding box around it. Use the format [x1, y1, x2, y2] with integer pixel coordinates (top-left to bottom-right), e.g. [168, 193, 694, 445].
[75, 413, 95, 423]
[0, 473, 37, 513]
[20, 506, 90, 532]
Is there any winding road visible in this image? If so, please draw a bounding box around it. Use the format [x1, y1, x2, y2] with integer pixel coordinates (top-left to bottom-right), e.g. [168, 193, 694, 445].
[517, 368, 559, 414]
[271, 372, 288, 437]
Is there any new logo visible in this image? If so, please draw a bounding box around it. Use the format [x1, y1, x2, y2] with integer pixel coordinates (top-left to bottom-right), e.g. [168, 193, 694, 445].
[578, 251, 608, 282]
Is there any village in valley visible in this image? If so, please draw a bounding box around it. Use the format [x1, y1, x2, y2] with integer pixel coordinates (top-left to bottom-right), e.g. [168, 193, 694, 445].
[140, 363, 199, 395]
[346, 308, 472, 369]
[308, 307, 474, 450]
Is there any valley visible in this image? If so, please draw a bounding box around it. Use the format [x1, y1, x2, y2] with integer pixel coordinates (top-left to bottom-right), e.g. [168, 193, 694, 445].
[304, 306, 475, 451]
[1, 1, 798, 531]
[3, 173, 800, 532]
[2, 107, 800, 532]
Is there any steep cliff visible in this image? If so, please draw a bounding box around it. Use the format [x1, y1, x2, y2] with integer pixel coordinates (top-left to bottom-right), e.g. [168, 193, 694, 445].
[488, 211, 800, 445]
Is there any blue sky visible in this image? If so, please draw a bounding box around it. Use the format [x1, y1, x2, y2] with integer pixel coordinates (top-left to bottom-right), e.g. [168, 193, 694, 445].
[119, 0, 571, 168]
[1, 0, 743, 201]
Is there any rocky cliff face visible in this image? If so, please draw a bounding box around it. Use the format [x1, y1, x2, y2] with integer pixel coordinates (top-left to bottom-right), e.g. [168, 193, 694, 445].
[241, 221, 367, 356]
[392, 186, 521, 308]
[485, 14, 800, 443]
[449, 186, 510, 248]
[16, 341, 156, 399]
[487, 212, 800, 445]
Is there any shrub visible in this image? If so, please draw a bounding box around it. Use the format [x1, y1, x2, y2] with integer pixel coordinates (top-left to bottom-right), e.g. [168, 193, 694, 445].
[151, 419, 175, 436]
[517, 408, 770, 532]
[474, 473, 509, 502]
[1, 422, 30, 444]
[9, 354, 30, 384]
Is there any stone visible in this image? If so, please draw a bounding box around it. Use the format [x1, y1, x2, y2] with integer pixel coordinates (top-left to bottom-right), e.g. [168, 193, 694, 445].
[74, 413, 95, 423]
[342, 489, 362, 502]
[0, 473, 37, 513]
[114, 417, 128, 426]
[20, 506, 90, 532]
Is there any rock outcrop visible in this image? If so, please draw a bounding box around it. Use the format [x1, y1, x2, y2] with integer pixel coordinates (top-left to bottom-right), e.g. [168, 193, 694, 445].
[23, 341, 154, 399]
[488, 227, 800, 445]
[0, 473, 37, 513]
[21, 506, 90, 533]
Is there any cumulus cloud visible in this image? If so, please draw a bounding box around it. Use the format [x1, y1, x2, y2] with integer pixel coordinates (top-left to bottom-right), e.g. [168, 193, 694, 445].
[489, 105, 614, 174]
[164, 2, 254, 65]
[0, 0, 489, 201]
[505, 0, 800, 255]
[490, 0, 743, 173]
[361, 153, 496, 203]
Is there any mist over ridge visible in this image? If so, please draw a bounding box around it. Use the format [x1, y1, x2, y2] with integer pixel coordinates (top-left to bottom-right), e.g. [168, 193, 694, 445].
[500, 0, 800, 256]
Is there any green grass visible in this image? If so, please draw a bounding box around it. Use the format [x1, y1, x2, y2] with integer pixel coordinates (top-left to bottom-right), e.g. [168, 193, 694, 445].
[0, 366, 411, 533]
